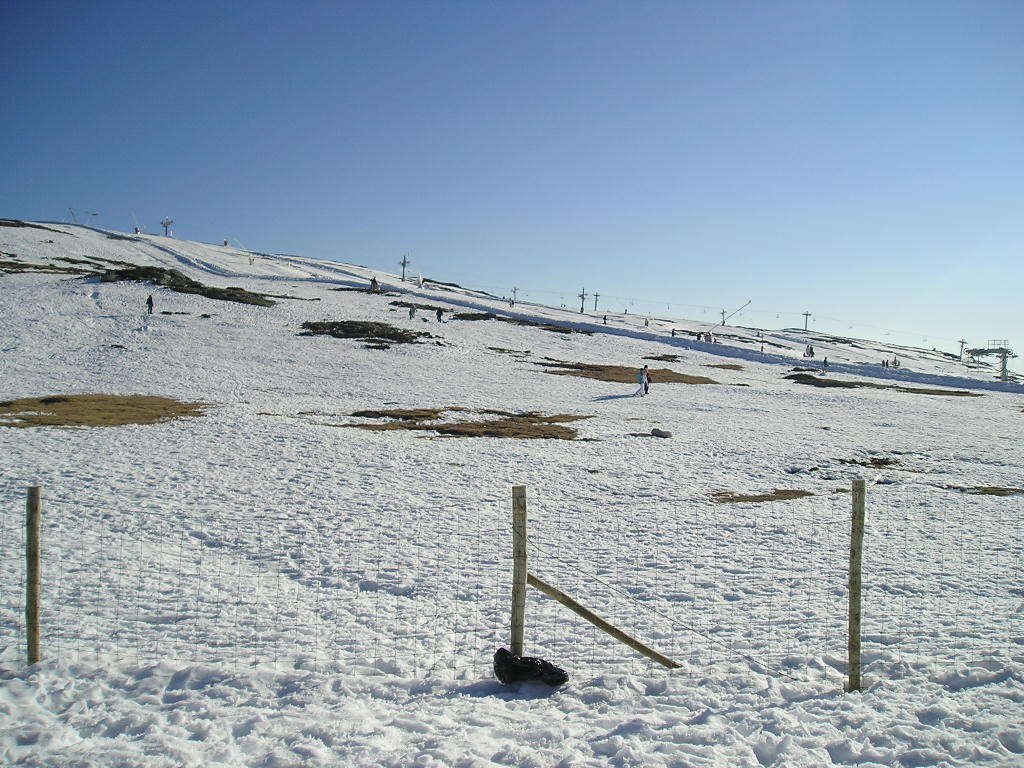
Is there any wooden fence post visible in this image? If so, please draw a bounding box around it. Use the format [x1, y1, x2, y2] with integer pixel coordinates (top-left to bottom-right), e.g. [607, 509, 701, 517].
[511, 485, 527, 657]
[847, 477, 866, 692]
[26, 485, 41, 666]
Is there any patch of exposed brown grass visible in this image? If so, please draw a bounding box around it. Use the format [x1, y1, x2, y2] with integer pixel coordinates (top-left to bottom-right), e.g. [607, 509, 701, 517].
[838, 456, 899, 468]
[785, 373, 981, 397]
[452, 312, 591, 335]
[300, 320, 433, 345]
[390, 300, 449, 313]
[643, 354, 680, 362]
[265, 294, 321, 302]
[343, 407, 590, 440]
[100, 265, 276, 307]
[351, 408, 445, 421]
[488, 347, 531, 357]
[704, 363, 743, 371]
[536, 361, 718, 385]
[0, 255, 88, 275]
[0, 219, 67, 234]
[944, 485, 1024, 497]
[0, 394, 205, 428]
[711, 489, 814, 504]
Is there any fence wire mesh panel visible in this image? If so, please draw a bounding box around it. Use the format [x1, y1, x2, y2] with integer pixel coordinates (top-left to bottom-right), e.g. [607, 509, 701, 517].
[526, 490, 850, 681]
[863, 484, 1023, 668]
[0, 485, 507, 678]
[2, 481, 1021, 681]
[0, 484, 26, 665]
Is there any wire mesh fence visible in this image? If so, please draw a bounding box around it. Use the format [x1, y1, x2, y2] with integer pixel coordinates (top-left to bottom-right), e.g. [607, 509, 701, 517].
[525, 485, 850, 680]
[0, 480, 1020, 683]
[861, 483, 1023, 668]
[0, 483, 508, 678]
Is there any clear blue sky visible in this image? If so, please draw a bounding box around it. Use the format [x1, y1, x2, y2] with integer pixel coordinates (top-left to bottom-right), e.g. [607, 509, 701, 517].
[2, 1, 1021, 352]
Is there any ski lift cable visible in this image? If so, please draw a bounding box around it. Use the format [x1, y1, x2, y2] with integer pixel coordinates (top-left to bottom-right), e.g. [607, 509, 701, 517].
[405, 269, 972, 346]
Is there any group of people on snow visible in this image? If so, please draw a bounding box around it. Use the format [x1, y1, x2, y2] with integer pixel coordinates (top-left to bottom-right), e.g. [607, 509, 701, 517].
[408, 305, 445, 322]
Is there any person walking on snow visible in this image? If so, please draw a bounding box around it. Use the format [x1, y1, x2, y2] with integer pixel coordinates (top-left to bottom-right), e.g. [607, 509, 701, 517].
[146, 294, 154, 315]
[635, 365, 650, 397]
[435, 307, 443, 322]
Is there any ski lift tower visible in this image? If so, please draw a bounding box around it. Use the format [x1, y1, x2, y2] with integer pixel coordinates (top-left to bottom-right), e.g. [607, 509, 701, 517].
[161, 217, 174, 237]
[966, 340, 1017, 382]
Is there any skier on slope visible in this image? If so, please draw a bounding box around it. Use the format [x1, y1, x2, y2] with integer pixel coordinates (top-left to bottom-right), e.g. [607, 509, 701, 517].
[146, 294, 154, 315]
[436, 307, 443, 322]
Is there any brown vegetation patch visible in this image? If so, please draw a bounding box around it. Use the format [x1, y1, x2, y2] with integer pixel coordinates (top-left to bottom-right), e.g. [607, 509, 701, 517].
[56, 256, 109, 267]
[100, 265, 276, 307]
[644, 354, 681, 362]
[300, 320, 433, 345]
[0, 255, 88, 275]
[944, 485, 1024, 497]
[536, 361, 719, 385]
[0, 219, 67, 234]
[488, 347, 531, 357]
[705, 363, 743, 371]
[331, 286, 397, 295]
[0, 394, 205, 428]
[265, 294, 321, 301]
[711, 489, 814, 504]
[838, 456, 899, 468]
[452, 312, 591, 335]
[785, 373, 981, 397]
[351, 408, 445, 421]
[391, 300, 449, 313]
[344, 407, 590, 440]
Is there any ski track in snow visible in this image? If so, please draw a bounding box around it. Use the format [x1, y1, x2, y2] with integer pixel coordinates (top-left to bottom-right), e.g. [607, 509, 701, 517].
[0, 223, 1022, 767]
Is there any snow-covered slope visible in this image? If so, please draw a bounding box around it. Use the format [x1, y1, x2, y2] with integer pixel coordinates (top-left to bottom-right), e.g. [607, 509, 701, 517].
[1, 222, 1022, 767]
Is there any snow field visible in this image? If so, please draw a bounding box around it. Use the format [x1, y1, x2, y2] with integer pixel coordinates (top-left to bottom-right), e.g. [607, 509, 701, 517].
[1, 222, 1022, 766]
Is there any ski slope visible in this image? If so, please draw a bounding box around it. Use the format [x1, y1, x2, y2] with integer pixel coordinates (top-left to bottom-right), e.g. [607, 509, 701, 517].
[1, 221, 1022, 767]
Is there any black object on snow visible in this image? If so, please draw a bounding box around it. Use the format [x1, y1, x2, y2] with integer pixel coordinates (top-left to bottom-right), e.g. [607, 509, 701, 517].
[493, 647, 568, 687]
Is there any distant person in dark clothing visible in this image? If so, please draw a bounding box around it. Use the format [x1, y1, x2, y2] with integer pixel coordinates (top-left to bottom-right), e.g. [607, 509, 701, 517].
[146, 294, 154, 314]
[436, 308, 443, 322]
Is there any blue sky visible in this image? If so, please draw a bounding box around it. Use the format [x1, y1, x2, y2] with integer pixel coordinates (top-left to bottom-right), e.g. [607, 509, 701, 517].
[2, 1, 1021, 352]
